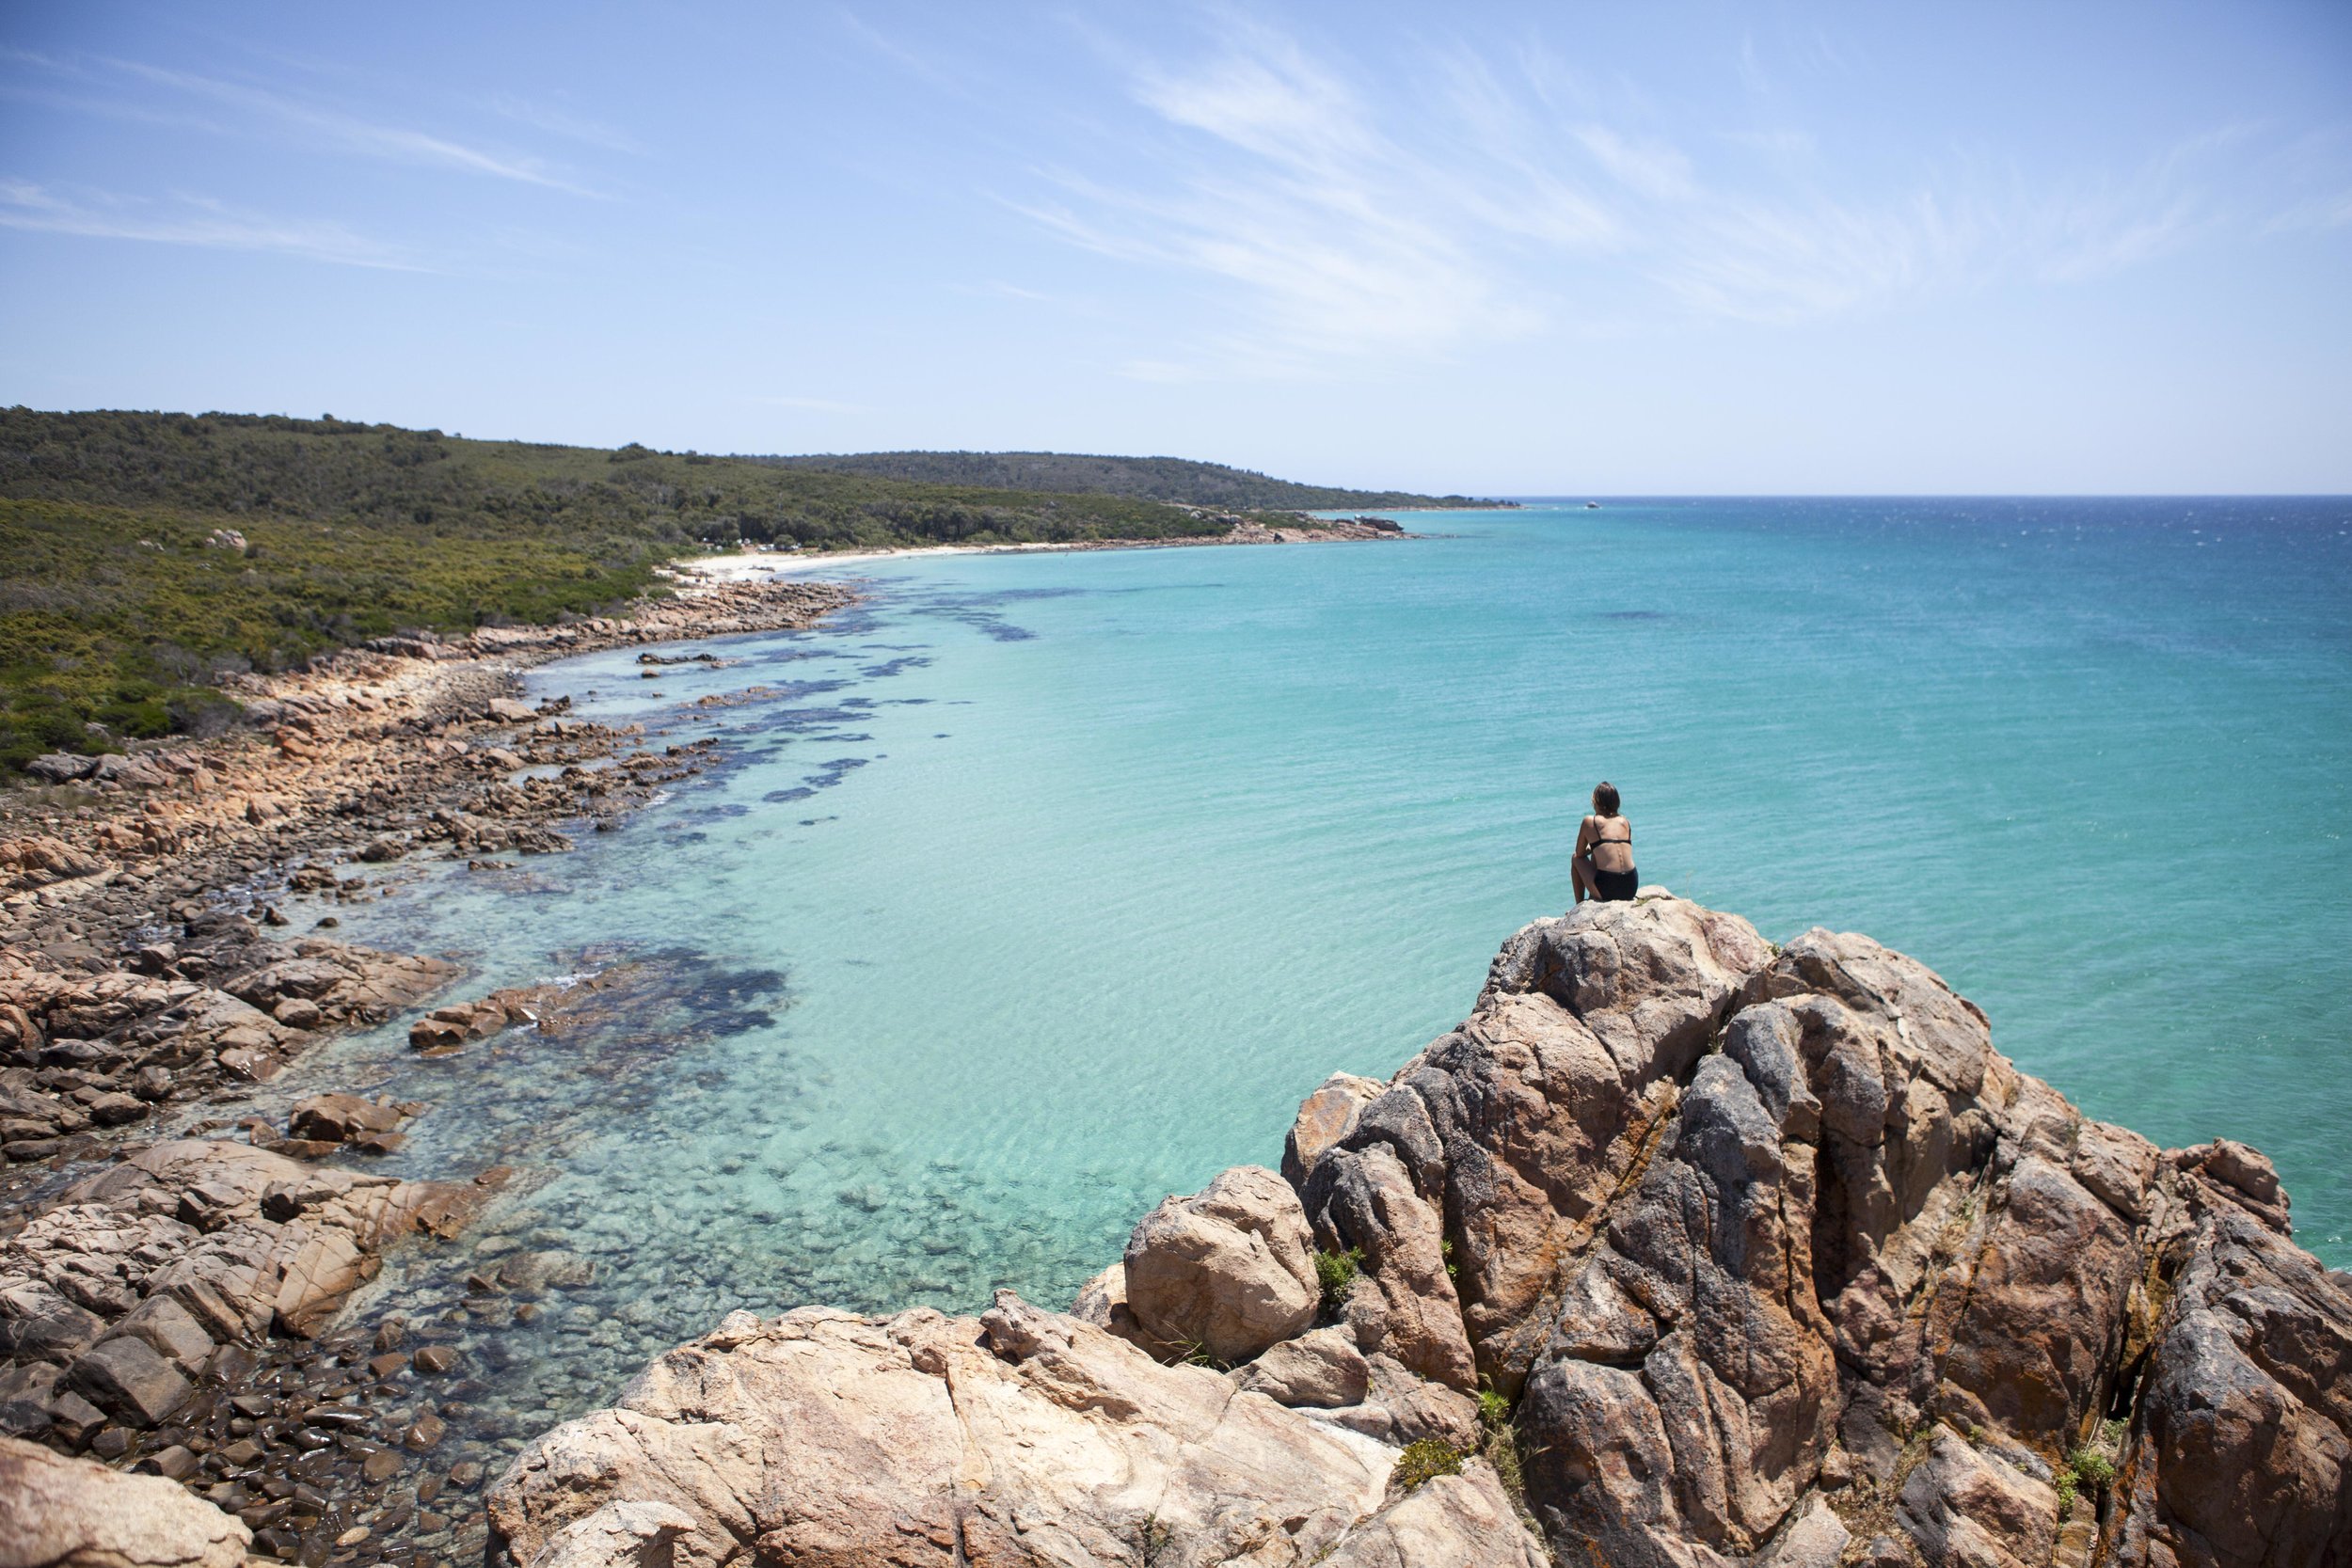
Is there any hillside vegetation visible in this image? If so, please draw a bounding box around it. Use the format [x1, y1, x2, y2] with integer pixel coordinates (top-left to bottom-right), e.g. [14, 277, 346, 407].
[758, 450, 1501, 511]
[0, 408, 1257, 771]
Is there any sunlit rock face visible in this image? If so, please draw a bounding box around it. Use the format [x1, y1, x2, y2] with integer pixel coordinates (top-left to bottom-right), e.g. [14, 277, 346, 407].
[487, 897, 2352, 1568]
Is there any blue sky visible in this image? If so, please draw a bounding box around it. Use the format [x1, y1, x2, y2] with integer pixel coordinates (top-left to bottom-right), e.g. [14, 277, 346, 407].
[2, 2, 2346, 493]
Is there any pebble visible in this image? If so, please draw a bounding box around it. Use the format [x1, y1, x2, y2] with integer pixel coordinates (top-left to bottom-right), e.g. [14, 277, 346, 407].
[335, 1527, 371, 1547]
[147, 1444, 199, 1480]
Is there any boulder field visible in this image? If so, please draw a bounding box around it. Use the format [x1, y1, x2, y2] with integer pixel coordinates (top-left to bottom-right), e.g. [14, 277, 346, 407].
[485, 897, 2352, 1568]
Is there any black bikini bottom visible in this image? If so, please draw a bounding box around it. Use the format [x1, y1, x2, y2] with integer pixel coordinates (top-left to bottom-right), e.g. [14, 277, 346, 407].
[1591, 867, 1639, 902]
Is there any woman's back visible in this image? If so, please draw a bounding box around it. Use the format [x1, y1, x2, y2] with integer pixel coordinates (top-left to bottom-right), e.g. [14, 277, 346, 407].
[1574, 782, 1638, 904]
[1584, 813, 1633, 874]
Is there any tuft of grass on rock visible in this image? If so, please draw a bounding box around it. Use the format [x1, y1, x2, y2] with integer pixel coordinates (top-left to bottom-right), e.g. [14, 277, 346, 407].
[1475, 1384, 1534, 1523]
[1394, 1438, 1464, 1493]
[1173, 1338, 1227, 1372]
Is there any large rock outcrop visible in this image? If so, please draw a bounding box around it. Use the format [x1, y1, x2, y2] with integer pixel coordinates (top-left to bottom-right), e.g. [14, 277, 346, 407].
[1294, 900, 2350, 1567]
[490, 897, 2352, 1568]
[0, 1433, 249, 1568]
[488, 1294, 1545, 1568]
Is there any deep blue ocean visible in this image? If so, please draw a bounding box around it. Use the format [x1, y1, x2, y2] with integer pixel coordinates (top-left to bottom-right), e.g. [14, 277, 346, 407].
[265, 497, 2351, 1447]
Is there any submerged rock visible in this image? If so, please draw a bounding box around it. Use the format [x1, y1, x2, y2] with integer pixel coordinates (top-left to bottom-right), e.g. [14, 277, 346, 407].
[285, 1091, 405, 1145]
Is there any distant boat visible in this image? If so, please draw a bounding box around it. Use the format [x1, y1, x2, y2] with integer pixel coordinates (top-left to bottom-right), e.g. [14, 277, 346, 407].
[1585, 501, 1600, 509]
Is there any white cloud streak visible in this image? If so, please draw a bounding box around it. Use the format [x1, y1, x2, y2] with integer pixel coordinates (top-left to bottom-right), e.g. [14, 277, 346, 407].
[489, 95, 645, 156]
[1017, 20, 2345, 372]
[0, 179, 424, 269]
[104, 59, 603, 194]
[1014, 25, 1573, 375]
[4, 50, 604, 196]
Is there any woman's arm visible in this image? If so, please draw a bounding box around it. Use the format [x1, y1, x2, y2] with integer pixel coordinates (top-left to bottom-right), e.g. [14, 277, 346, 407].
[1571, 815, 1594, 901]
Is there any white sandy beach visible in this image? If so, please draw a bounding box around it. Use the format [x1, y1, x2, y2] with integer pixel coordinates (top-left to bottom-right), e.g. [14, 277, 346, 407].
[666, 517, 1410, 586]
[669, 541, 1100, 583]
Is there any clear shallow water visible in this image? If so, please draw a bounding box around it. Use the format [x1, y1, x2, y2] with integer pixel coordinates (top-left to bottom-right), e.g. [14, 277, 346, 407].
[269, 498, 2350, 1453]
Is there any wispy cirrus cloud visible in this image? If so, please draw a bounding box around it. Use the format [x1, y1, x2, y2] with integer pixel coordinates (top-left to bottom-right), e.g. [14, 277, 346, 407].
[0, 179, 424, 269]
[1015, 19, 2350, 372]
[1011, 25, 1566, 376]
[489, 94, 645, 157]
[103, 58, 603, 195]
[4, 48, 605, 196]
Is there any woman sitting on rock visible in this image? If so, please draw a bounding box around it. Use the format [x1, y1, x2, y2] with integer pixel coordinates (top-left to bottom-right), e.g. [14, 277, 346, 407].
[1573, 781, 1639, 903]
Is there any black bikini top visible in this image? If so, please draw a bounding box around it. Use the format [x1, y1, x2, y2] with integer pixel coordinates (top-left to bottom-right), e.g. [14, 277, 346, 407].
[1588, 817, 1630, 847]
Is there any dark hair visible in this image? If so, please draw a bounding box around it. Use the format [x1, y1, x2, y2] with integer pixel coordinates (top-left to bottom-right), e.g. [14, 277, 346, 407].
[1593, 781, 1620, 816]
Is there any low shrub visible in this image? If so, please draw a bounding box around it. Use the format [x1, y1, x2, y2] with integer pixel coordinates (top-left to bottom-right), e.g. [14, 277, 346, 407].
[1312, 1246, 1363, 1314]
[2070, 1448, 2118, 1488]
[2056, 1445, 2119, 1519]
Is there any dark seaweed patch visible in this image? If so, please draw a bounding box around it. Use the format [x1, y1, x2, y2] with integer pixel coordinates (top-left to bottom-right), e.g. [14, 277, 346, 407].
[760, 755, 869, 802]
[901, 588, 1072, 641]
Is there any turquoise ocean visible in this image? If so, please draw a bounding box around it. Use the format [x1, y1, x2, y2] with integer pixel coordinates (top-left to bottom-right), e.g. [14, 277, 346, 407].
[269, 498, 2349, 1449]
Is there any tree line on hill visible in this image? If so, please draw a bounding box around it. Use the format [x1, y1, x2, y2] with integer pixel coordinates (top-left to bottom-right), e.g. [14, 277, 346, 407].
[0, 407, 1459, 772]
[755, 450, 1504, 512]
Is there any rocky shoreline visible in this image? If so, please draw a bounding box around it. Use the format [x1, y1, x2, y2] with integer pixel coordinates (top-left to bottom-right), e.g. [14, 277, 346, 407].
[6, 553, 2345, 1567]
[0, 572, 853, 1568]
